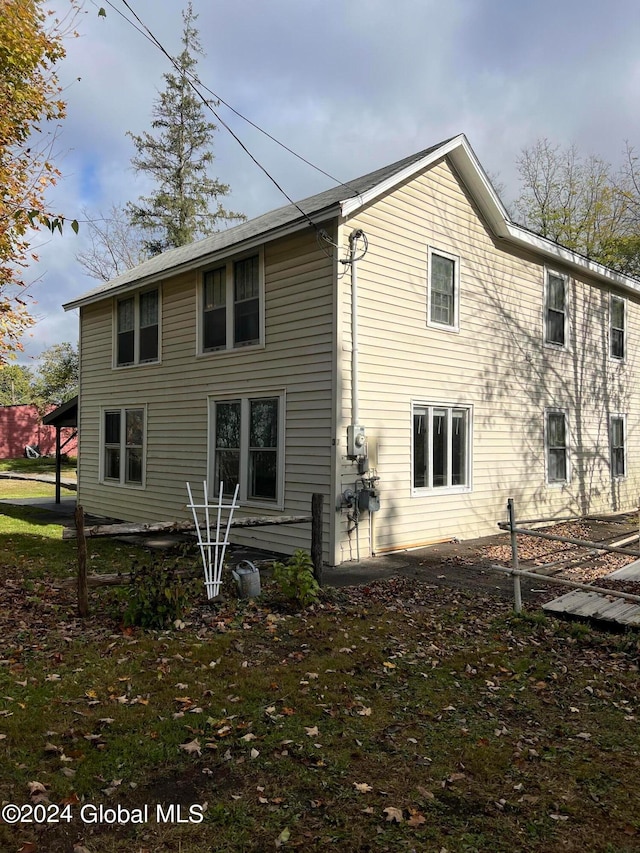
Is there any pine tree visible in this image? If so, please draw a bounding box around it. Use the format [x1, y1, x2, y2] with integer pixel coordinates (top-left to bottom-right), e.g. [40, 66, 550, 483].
[126, 2, 244, 256]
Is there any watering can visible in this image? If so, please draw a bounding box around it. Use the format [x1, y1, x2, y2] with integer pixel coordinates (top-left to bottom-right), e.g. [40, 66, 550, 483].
[232, 560, 261, 598]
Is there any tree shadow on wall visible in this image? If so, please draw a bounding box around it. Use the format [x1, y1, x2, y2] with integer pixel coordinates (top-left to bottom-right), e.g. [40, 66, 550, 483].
[473, 245, 633, 521]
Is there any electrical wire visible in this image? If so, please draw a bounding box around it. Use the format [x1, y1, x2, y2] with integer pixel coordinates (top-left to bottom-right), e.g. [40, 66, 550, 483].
[344, 230, 369, 264]
[97, 0, 362, 241]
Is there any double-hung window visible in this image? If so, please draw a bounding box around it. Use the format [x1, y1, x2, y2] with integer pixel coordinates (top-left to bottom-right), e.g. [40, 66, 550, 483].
[544, 270, 567, 347]
[103, 407, 145, 486]
[412, 403, 471, 492]
[610, 294, 625, 360]
[428, 248, 459, 330]
[116, 289, 159, 366]
[211, 394, 283, 505]
[610, 415, 626, 478]
[202, 252, 262, 353]
[545, 409, 569, 484]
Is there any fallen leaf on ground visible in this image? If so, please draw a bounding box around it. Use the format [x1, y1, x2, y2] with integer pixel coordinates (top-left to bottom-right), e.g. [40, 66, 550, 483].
[180, 739, 201, 756]
[383, 806, 404, 823]
[275, 826, 290, 847]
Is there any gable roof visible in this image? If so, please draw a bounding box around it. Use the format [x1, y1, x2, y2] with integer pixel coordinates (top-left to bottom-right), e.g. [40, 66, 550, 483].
[63, 137, 454, 311]
[64, 133, 640, 311]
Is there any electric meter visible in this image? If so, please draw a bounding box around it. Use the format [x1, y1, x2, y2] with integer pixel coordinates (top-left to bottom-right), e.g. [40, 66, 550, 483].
[347, 424, 367, 458]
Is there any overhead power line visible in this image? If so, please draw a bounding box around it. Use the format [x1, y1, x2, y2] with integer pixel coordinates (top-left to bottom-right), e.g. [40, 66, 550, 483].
[98, 0, 360, 239]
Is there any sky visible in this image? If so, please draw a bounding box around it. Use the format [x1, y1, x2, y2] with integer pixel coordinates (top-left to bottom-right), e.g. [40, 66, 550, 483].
[16, 0, 640, 363]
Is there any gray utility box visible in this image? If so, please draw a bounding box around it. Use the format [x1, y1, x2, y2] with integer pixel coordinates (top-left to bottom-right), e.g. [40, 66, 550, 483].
[358, 488, 380, 512]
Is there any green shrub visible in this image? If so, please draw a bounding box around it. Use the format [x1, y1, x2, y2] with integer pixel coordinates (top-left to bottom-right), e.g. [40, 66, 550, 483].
[272, 549, 320, 608]
[124, 558, 190, 629]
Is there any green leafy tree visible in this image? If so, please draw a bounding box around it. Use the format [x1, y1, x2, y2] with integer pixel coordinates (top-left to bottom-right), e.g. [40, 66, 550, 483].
[126, 2, 244, 256]
[31, 341, 78, 409]
[512, 139, 628, 261]
[604, 143, 640, 277]
[0, 363, 33, 405]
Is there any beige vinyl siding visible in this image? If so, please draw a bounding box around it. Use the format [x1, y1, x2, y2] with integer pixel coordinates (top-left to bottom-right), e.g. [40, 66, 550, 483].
[78, 229, 335, 561]
[335, 157, 640, 558]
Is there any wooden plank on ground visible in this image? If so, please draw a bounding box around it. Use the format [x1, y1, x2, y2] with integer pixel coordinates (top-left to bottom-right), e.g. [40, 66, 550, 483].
[608, 560, 640, 578]
[543, 588, 640, 626]
[62, 515, 312, 539]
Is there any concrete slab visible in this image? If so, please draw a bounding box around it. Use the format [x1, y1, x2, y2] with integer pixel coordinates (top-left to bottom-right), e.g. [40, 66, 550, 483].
[0, 495, 77, 526]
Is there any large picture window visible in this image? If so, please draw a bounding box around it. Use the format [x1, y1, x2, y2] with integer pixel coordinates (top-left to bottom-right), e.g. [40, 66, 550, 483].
[211, 394, 283, 504]
[545, 409, 569, 484]
[116, 289, 159, 366]
[412, 403, 471, 492]
[202, 253, 262, 353]
[102, 407, 145, 486]
[428, 248, 459, 330]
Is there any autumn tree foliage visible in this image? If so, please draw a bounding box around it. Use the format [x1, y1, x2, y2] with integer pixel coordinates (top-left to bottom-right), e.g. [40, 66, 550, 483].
[0, 0, 79, 363]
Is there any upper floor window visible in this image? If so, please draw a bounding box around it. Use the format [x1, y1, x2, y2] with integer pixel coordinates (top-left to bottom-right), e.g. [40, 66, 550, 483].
[544, 270, 568, 347]
[610, 294, 625, 360]
[210, 393, 283, 506]
[545, 409, 569, 484]
[103, 407, 145, 486]
[116, 289, 159, 366]
[427, 248, 459, 331]
[610, 414, 626, 478]
[202, 252, 262, 353]
[412, 403, 471, 492]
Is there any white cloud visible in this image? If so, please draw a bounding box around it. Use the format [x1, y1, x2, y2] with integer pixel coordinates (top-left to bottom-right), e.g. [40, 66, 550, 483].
[15, 0, 640, 360]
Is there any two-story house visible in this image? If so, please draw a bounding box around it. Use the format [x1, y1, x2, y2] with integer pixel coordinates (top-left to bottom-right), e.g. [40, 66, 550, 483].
[64, 134, 640, 567]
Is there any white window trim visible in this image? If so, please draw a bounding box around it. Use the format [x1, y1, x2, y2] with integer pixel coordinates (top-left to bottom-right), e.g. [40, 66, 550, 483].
[427, 247, 460, 333]
[609, 293, 626, 362]
[99, 404, 148, 489]
[544, 407, 571, 486]
[197, 247, 265, 356]
[207, 390, 285, 510]
[112, 287, 162, 369]
[543, 267, 569, 350]
[609, 413, 627, 479]
[410, 400, 473, 496]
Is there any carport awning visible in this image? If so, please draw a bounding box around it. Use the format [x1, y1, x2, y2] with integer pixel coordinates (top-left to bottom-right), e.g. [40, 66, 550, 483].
[42, 395, 78, 429]
[41, 395, 78, 504]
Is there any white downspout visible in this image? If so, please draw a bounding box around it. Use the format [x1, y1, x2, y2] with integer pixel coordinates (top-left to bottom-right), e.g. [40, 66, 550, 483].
[349, 229, 364, 427]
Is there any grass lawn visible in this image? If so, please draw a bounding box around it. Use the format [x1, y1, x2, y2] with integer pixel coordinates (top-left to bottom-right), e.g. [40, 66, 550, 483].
[0, 457, 77, 478]
[0, 458, 77, 501]
[0, 481, 76, 500]
[0, 506, 639, 852]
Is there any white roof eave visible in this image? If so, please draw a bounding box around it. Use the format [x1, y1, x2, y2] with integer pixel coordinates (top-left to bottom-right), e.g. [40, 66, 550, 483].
[340, 134, 640, 294]
[340, 134, 511, 239]
[504, 223, 640, 296]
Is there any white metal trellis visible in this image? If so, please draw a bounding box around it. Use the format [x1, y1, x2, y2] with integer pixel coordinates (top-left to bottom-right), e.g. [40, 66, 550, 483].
[186, 481, 240, 599]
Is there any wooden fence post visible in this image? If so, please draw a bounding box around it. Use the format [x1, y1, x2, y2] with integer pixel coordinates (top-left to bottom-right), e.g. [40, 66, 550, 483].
[75, 504, 89, 618]
[311, 493, 324, 586]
